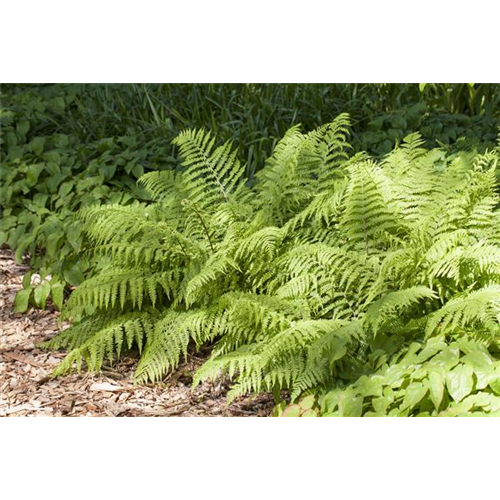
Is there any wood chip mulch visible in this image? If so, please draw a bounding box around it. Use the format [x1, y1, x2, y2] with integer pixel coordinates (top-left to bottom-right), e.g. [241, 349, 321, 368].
[0, 249, 274, 417]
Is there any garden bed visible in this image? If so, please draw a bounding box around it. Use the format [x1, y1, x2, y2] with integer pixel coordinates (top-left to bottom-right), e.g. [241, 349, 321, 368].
[0, 249, 273, 417]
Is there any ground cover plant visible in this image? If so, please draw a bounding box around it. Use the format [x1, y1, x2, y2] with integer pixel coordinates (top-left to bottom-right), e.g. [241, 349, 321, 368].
[40, 114, 500, 414]
[0, 86, 173, 309]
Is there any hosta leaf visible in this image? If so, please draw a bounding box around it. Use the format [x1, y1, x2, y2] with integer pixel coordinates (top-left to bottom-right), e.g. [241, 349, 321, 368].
[46, 232, 62, 258]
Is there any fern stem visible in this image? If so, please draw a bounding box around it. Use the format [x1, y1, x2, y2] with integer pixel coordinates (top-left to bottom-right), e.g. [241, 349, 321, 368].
[189, 202, 215, 253]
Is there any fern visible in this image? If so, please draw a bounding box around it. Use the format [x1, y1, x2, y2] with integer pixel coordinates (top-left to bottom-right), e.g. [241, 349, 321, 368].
[426, 285, 500, 338]
[172, 129, 246, 210]
[43, 119, 500, 405]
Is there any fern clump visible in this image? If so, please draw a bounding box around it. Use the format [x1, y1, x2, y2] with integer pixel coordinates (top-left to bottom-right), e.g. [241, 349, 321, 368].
[43, 114, 500, 404]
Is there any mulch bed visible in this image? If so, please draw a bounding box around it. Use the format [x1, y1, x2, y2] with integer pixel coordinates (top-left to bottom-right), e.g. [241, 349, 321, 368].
[0, 249, 274, 417]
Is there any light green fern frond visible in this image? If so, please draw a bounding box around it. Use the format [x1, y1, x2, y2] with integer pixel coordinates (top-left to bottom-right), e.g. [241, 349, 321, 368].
[134, 311, 190, 383]
[45, 313, 153, 376]
[426, 285, 500, 338]
[299, 113, 351, 189]
[173, 129, 246, 211]
[364, 286, 437, 335]
[184, 252, 240, 307]
[138, 170, 186, 202]
[340, 161, 404, 252]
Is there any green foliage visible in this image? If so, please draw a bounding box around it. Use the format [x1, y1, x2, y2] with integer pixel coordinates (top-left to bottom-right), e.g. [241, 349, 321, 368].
[316, 337, 500, 417]
[40, 115, 500, 413]
[2, 83, 499, 313]
[13, 269, 66, 312]
[0, 86, 173, 308]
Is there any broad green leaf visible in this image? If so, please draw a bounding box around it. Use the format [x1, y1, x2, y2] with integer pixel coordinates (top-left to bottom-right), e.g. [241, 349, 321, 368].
[385, 364, 410, 388]
[34, 281, 51, 309]
[27, 164, 44, 185]
[281, 404, 301, 417]
[66, 225, 82, 251]
[39, 267, 50, 281]
[49, 96, 66, 113]
[430, 346, 460, 370]
[416, 346, 441, 363]
[372, 396, 391, 415]
[8, 146, 22, 160]
[446, 364, 474, 403]
[45, 172, 66, 191]
[401, 382, 428, 410]
[456, 337, 482, 355]
[356, 375, 384, 397]
[463, 351, 493, 370]
[428, 369, 445, 411]
[33, 193, 49, 208]
[17, 120, 30, 136]
[55, 134, 69, 148]
[302, 409, 318, 417]
[490, 396, 500, 413]
[58, 181, 74, 198]
[30, 136, 46, 155]
[13, 288, 32, 313]
[64, 266, 85, 286]
[404, 342, 423, 361]
[320, 390, 342, 413]
[411, 367, 428, 381]
[439, 403, 468, 417]
[50, 283, 65, 310]
[132, 164, 144, 178]
[475, 367, 495, 390]
[322, 336, 348, 371]
[44, 151, 61, 165]
[489, 372, 500, 396]
[100, 163, 117, 180]
[339, 392, 363, 417]
[461, 393, 493, 410]
[22, 271, 33, 289]
[46, 232, 62, 258]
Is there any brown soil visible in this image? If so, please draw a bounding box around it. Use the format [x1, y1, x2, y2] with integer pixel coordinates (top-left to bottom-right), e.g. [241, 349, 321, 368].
[0, 249, 274, 417]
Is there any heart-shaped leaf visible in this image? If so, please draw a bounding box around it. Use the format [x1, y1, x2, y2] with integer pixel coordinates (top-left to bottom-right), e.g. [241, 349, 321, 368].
[446, 364, 474, 403]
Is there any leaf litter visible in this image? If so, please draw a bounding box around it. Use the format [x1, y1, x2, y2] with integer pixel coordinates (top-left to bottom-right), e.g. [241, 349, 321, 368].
[0, 249, 274, 417]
